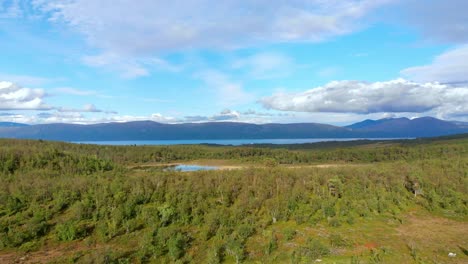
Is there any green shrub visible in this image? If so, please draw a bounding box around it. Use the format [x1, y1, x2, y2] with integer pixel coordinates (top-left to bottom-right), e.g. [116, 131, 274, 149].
[265, 233, 278, 255]
[329, 233, 348, 247]
[167, 232, 189, 260]
[283, 228, 296, 241]
[56, 221, 80, 241]
[303, 238, 330, 259]
[328, 217, 342, 227]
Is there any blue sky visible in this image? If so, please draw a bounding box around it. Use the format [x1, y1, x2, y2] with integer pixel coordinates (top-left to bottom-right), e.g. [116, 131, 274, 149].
[0, 0, 467, 125]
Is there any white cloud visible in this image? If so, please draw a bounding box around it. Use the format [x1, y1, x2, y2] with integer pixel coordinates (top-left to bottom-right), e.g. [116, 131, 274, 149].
[0, 73, 59, 86]
[260, 79, 468, 119]
[184, 109, 240, 122]
[54, 87, 97, 96]
[0, 81, 51, 110]
[0, 111, 177, 125]
[242, 109, 274, 117]
[183, 109, 280, 123]
[232, 52, 295, 79]
[55, 103, 116, 114]
[82, 52, 149, 78]
[0, 0, 22, 18]
[81, 52, 183, 78]
[0, 81, 117, 115]
[27, 0, 391, 78]
[196, 70, 253, 107]
[105, 113, 176, 124]
[32, 0, 390, 54]
[401, 45, 468, 84]
[401, 0, 468, 44]
[211, 109, 240, 121]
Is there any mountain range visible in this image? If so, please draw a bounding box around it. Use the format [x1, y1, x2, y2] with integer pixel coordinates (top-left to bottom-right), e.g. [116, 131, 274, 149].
[0, 117, 467, 141]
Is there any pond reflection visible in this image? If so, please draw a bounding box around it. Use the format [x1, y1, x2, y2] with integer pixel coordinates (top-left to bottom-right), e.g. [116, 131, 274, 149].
[164, 164, 219, 172]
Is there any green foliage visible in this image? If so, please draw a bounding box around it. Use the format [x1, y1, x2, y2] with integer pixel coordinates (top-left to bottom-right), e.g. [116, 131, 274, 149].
[283, 228, 296, 241]
[369, 248, 386, 263]
[225, 238, 245, 263]
[206, 243, 224, 264]
[265, 233, 278, 255]
[329, 233, 349, 247]
[0, 137, 467, 261]
[157, 204, 175, 226]
[55, 221, 85, 241]
[167, 232, 189, 260]
[303, 238, 330, 259]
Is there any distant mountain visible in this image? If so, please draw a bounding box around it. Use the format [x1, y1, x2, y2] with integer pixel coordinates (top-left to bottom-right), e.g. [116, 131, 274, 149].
[450, 120, 468, 128]
[0, 121, 354, 141]
[0, 117, 466, 141]
[346, 119, 383, 130]
[346, 117, 466, 137]
[0, 122, 28, 127]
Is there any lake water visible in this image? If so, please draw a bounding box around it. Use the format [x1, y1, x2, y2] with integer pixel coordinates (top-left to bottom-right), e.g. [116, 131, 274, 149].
[74, 138, 405, 146]
[164, 164, 219, 172]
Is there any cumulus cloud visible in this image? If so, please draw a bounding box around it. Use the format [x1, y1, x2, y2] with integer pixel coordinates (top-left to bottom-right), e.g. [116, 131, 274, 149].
[0, 81, 51, 110]
[260, 79, 468, 119]
[401, 45, 468, 84]
[0, 81, 116, 116]
[32, 0, 389, 54]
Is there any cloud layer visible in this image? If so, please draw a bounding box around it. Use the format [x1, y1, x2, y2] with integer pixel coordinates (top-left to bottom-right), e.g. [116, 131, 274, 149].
[261, 79, 468, 119]
[0, 81, 50, 110]
[196, 70, 253, 107]
[403, 0, 468, 43]
[401, 45, 468, 84]
[32, 0, 389, 54]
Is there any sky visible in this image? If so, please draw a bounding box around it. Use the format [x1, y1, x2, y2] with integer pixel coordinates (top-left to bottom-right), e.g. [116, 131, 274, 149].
[0, 0, 467, 125]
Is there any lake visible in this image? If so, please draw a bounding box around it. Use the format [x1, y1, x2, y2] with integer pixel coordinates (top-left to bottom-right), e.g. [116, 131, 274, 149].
[73, 138, 405, 146]
[164, 164, 219, 172]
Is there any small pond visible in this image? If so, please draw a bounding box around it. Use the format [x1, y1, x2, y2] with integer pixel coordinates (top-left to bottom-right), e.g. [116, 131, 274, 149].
[164, 164, 219, 172]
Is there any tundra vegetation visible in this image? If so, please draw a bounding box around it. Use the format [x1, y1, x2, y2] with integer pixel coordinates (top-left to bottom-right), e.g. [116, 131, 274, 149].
[0, 135, 467, 263]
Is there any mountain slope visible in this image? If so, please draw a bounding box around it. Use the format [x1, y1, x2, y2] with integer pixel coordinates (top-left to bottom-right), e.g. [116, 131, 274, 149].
[346, 117, 466, 137]
[0, 117, 466, 141]
[0, 122, 28, 127]
[0, 121, 354, 141]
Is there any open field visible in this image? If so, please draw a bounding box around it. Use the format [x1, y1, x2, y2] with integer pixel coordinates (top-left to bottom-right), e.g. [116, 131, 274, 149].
[0, 135, 467, 263]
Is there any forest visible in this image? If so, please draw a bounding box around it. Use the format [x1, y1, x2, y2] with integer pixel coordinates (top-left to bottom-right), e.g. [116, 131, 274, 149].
[0, 135, 467, 263]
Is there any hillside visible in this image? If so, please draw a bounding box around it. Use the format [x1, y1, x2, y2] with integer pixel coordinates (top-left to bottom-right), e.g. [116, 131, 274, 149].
[0, 122, 28, 127]
[346, 117, 465, 137]
[0, 117, 467, 141]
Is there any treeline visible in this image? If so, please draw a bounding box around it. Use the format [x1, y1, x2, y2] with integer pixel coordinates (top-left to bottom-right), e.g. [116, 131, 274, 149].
[1, 136, 467, 167]
[0, 137, 467, 262]
[0, 146, 113, 175]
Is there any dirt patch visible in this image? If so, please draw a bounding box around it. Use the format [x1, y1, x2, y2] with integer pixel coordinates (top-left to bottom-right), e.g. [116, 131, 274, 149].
[396, 211, 468, 263]
[0, 241, 105, 264]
